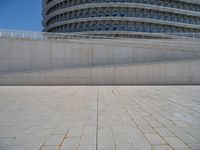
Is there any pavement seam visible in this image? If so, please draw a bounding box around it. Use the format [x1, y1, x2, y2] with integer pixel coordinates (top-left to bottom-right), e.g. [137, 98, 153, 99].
[96, 88, 99, 150]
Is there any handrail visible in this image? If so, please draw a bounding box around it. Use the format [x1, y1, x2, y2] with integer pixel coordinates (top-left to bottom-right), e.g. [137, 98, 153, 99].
[0, 29, 200, 40]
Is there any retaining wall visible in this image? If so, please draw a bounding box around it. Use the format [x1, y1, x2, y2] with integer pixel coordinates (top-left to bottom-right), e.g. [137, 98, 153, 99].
[0, 38, 200, 85]
[0, 60, 199, 85]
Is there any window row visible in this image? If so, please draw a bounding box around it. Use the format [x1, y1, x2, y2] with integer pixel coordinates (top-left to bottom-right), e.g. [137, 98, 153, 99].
[48, 21, 199, 35]
[46, 8, 200, 26]
[46, 0, 200, 15]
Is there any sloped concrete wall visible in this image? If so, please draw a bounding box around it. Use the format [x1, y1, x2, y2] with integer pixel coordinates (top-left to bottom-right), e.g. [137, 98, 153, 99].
[1, 38, 200, 72]
[0, 60, 199, 85]
[0, 38, 200, 85]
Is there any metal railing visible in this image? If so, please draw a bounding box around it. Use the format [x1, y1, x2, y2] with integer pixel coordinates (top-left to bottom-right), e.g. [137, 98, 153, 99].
[0, 29, 200, 40]
[0, 29, 117, 40]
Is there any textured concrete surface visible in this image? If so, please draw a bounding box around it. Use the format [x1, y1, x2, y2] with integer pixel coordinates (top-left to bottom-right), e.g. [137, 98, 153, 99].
[0, 86, 200, 150]
[1, 38, 200, 72]
[1, 38, 200, 85]
[0, 59, 200, 85]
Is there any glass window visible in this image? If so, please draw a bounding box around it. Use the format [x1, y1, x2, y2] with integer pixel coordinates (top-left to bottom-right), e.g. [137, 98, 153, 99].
[171, 2, 177, 8]
[97, 10, 103, 17]
[143, 24, 150, 32]
[143, 10, 150, 18]
[151, 25, 157, 33]
[97, 23, 103, 31]
[112, 8, 118, 17]
[119, 24, 126, 31]
[196, 17, 200, 25]
[189, 4, 193, 11]
[112, 24, 118, 31]
[127, 22, 135, 31]
[127, 8, 132, 17]
[164, 13, 170, 21]
[195, 5, 200, 12]
[157, 26, 162, 33]
[151, 11, 157, 19]
[191, 4, 195, 11]
[119, 8, 126, 17]
[164, 0, 171, 7]
[177, 2, 183, 9]
[157, 0, 164, 6]
[135, 23, 143, 32]
[76, 0, 81, 5]
[96, 0, 102, 3]
[105, 23, 111, 30]
[189, 17, 195, 24]
[105, 8, 111, 17]
[171, 14, 177, 22]
[150, 0, 157, 5]
[157, 13, 163, 20]
[177, 15, 183, 23]
[184, 16, 189, 23]
[164, 26, 171, 33]
[171, 27, 177, 33]
[143, 0, 149, 4]
[135, 0, 140, 3]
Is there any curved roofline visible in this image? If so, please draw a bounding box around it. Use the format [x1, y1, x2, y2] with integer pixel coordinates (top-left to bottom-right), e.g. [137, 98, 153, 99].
[45, 0, 200, 10]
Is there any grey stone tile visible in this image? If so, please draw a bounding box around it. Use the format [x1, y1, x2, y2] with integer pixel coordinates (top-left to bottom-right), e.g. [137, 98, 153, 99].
[131, 137, 153, 150]
[154, 128, 175, 137]
[153, 145, 173, 150]
[44, 135, 64, 146]
[164, 137, 189, 149]
[145, 134, 166, 145]
[189, 143, 200, 150]
[116, 143, 134, 150]
[139, 125, 156, 134]
[78, 144, 96, 150]
[67, 128, 83, 138]
[60, 137, 80, 150]
[41, 146, 59, 150]
[0, 86, 200, 150]
[147, 120, 164, 128]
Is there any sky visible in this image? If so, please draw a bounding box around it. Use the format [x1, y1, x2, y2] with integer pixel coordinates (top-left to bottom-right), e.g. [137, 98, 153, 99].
[0, 0, 43, 31]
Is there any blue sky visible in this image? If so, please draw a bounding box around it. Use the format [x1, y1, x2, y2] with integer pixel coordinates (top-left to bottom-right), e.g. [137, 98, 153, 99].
[0, 0, 42, 31]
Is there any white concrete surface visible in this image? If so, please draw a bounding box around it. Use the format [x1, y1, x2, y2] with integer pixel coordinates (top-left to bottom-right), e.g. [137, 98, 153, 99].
[1, 38, 200, 85]
[0, 86, 200, 150]
[0, 60, 200, 85]
[0, 38, 200, 72]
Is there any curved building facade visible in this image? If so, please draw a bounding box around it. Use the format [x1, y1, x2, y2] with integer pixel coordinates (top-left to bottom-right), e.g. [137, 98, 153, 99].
[42, 0, 200, 38]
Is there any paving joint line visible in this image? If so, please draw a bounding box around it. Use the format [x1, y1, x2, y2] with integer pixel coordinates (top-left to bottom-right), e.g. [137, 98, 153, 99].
[96, 88, 99, 150]
[117, 89, 156, 150]
[57, 127, 71, 150]
[121, 88, 189, 150]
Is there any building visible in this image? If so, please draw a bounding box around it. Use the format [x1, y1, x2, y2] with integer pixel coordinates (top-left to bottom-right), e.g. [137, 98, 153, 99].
[42, 0, 200, 38]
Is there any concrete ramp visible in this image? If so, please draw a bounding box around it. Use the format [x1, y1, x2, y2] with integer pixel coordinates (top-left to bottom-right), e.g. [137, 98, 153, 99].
[1, 38, 200, 72]
[0, 60, 199, 85]
[0, 37, 200, 85]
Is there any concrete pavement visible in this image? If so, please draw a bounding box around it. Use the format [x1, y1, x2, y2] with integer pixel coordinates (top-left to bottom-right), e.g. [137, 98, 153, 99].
[0, 86, 200, 150]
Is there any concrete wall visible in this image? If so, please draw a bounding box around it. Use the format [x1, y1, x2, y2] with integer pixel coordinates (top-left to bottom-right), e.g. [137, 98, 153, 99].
[0, 60, 199, 85]
[0, 38, 200, 85]
[0, 38, 200, 72]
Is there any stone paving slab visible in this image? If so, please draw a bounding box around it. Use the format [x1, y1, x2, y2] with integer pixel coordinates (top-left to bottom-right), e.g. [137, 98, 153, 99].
[0, 86, 200, 150]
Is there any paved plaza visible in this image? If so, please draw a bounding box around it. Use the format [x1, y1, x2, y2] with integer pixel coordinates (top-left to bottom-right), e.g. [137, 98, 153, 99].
[0, 86, 200, 150]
